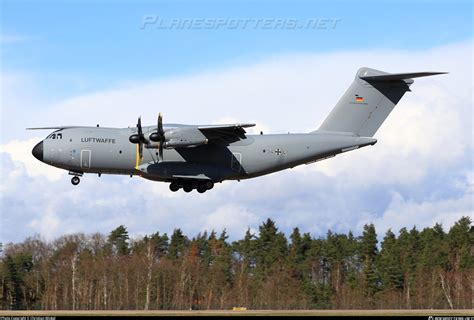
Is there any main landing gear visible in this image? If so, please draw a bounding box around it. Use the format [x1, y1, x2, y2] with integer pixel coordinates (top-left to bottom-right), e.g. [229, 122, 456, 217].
[169, 180, 214, 193]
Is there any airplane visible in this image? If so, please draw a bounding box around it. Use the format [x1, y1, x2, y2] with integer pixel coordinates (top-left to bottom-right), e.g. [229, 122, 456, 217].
[29, 67, 446, 193]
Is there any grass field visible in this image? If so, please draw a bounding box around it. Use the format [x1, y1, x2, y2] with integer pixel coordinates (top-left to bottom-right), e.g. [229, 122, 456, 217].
[1, 309, 472, 316]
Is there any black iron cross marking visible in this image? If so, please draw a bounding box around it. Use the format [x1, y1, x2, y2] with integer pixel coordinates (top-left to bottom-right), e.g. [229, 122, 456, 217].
[274, 148, 283, 155]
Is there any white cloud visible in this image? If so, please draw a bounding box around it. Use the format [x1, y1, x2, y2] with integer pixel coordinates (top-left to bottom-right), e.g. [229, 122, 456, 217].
[0, 40, 472, 243]
[203, 204, 259, 237]
[371, 171, 473, 235]
[28, 202, 61, 241]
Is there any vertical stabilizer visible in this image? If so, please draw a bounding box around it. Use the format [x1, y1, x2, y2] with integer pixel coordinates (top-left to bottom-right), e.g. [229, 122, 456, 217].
[318, 67, 446, 137]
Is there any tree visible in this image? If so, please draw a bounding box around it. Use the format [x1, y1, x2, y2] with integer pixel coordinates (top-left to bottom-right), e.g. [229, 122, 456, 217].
[398, 226, 419, 308]
[288, 228, 312, 276]
[377, 229, 403, 307]
[416, 223, 448, 308]
[203, 229, 233, 309]
[447, 217, 473, 308]
[233, 229, 256, 273]
[168, 229, 189, 259]
[360, 223, 379, 306]
[255, 219, 288, 277]
[3, 253, 33, 309]
[108, 225, 129, 256]
[379, 229, 403, 291]
[303, 238, 331, 309]
[1, 218, 472, 310]
[232, 228, 256, 307]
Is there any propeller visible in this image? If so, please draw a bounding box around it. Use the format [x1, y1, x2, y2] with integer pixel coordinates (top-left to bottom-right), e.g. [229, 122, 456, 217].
[129, 116, 145, 159]
[149, 113, 165, 160]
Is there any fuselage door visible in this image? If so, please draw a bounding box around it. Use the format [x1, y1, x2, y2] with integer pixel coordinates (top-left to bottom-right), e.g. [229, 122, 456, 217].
[81, 150, 91, 169]
[231, 152, 242, 172]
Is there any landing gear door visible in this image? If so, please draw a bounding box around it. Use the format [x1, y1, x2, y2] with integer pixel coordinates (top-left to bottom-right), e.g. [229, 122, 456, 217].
[81, 150, 91, 169]
[231, 152, 241, 172]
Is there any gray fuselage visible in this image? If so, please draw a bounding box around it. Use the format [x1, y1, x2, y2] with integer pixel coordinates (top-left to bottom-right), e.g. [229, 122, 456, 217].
[34, 125, 376, 184]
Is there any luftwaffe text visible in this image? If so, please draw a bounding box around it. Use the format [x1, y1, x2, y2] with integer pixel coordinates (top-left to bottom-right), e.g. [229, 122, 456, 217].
[81, 137, 116, 144]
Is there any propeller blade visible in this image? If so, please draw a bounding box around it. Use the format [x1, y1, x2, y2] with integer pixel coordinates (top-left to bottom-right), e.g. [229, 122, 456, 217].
[158, 113, 164, 135]
[137, 116, 143, 141]
[159, 113, 164, 161]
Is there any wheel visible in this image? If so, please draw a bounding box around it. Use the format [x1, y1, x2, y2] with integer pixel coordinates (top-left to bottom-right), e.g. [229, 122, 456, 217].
[197, 184, 207, 193]
[169, 182, 179, 192]
[205, 181, 214, 190]
[71, 176, 80, 185]
[183, 184, 193, 193]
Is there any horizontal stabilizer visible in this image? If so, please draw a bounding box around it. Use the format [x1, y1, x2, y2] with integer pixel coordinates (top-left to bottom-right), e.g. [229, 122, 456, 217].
[26, 126, 88, 130]
[360, 71, 447, 82]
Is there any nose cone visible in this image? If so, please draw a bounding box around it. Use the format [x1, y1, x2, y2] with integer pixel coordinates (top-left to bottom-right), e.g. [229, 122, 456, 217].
[32, 141, 43, 162]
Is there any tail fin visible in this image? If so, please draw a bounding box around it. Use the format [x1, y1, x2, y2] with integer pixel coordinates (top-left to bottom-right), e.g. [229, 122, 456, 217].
[318, 67, 447, 137]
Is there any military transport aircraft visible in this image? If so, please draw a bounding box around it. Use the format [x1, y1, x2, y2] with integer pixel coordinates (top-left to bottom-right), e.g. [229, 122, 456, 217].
[29, 67, 446, 193]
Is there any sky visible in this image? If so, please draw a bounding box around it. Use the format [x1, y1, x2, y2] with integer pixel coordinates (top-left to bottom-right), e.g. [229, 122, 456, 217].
[0, 0, 472, 244]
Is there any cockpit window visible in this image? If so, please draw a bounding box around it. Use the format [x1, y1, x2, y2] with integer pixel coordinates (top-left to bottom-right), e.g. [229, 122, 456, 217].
[46, 133, 62, 139]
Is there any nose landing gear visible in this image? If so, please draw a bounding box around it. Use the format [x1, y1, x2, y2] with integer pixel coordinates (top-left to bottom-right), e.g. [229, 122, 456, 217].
[71, 176, 80, 185]
[69, 171, 83, 186]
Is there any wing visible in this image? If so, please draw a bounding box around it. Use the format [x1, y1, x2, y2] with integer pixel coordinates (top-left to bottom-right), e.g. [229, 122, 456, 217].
[197, 123, 255, 144]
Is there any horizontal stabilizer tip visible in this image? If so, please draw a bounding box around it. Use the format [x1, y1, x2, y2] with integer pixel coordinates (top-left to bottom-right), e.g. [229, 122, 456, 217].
[356, 67, 448, 82]
[360, 71, 448, 82]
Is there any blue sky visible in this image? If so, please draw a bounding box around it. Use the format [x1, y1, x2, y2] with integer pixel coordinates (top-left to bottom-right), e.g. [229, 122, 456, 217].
[2, 0, 472, 95]
[0, 0, 472, 243]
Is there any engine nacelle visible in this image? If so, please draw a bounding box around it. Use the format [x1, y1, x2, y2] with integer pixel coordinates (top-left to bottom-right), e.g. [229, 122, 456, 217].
[163, 128, 208, 148]
[164, 138, 208, 148]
